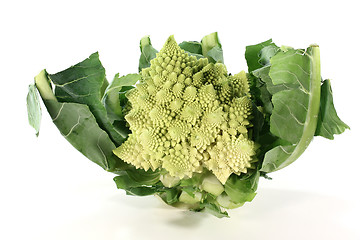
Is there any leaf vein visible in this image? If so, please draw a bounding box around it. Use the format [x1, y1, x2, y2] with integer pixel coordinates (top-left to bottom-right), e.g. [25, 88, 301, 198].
[54, 73, 98, 87]
[278, 98, 305, 126]
[63, 115, 81, 138]
[52, 103, 65, 122]
[280, 146, 292, 155]
[272, 69, 308, 93]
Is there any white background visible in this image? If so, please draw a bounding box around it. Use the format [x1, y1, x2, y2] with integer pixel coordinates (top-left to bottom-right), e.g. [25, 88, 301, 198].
[1, 0, 359, 239]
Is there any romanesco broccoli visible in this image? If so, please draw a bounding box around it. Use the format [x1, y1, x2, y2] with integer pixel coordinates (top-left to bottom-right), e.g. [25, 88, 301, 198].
[28, 32, 349, 217]
[113, 36, 257, 184]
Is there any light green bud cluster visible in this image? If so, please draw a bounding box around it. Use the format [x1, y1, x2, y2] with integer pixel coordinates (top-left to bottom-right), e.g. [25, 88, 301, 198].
[113, 36, 257, 184]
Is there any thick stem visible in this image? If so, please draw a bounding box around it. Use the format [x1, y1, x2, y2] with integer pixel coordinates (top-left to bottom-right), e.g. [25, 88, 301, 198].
[34, 69, 57, 101]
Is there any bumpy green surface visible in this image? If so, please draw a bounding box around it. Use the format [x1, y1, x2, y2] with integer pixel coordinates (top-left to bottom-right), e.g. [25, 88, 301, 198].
[113, 36, 257, 184]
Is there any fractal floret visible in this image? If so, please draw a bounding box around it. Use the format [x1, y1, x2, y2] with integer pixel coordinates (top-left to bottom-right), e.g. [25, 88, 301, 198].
[113, 36, 258, 184]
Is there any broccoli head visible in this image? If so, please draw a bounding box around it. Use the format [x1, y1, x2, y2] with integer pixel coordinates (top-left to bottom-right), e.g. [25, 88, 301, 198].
[113, 36, 257, 184]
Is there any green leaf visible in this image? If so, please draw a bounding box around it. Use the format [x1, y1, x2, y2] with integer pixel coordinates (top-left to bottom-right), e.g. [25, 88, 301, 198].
[253, 66, 299, 95]
[48, 52, 126, 146]
[126, 168, 160, 185]
[182, 186, 197, 197]
[260, 145, 296, 172]
[261, 46, 322, 172]
[315, 79, 349, 139]
[224, 171, 260, 204]
[258, 45, 280, 66]
[179, 41, 204, 59]
[249, 44, 280, 110]
[201, 32, 224, 63]
[251, 103, 265, 142]
[271, 89, 310, 144]
[206, 46, 224, 63]
[179, 173, 202, 188]
[138, 36, 158, 72]
[200, 201, 229, 218]
[114, 172, 143, 189]
[27, 84, 42, 136]
[179, 41, 202, 54]
[125, 187, 159, 196]
[159, 188, 180, 204]
[34, 70, 125, 171]
[102, 73, 141, 123]
[47, 101, 124, 171]
[249, 71, 273, 115]
[245, 39, 276, 72]
[113, 170, 162, 196]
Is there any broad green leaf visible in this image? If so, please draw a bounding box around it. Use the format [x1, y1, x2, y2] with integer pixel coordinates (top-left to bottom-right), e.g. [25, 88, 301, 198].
[138, 36, 158, 72]
[201, 32, 224, 63]
[27, 84, 42, 136]
[119, 86, 134, 106]
[245, 39, 276, 72]
[125, 187, 159, 196]
[113, 171, 143, 189]
[126, 168, 160, 185]
[249, 70, 273, 115]
[206, 46, 224, 63]
[186, 52, 205, 60]
[249, 43, 279, 115]
[259, 145, 296, 172]
[114, 174, 158, 196]
[102, 73, 141, 123]
[179, 41, 202, 54]
[258, 45, 280, 66]
[179, 172, 202, 192]
[270, 50, 310, 88]
[200, 201, 229, 218]
[110, 84, 136, 137]
[270, 89, 309, 144]
[113, 168, 160, 194]
[47, 101, 124, 170]
[161, 188, 179, 204]
[224, 171, 260, 204]
[251, 64, 300, 119]
[111, 73, 140, 87]
[253, 66, 299, 95]
[113, 170, 162, 196]
[181, 186, 197, 197]
[34, 70, 125, 171]
[178, 41, 204, 59]
[48, 52, 126, 146]
[315, 79, 349, 139]
[201, 32, 221, 56]
[261, 46, 321, 172]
